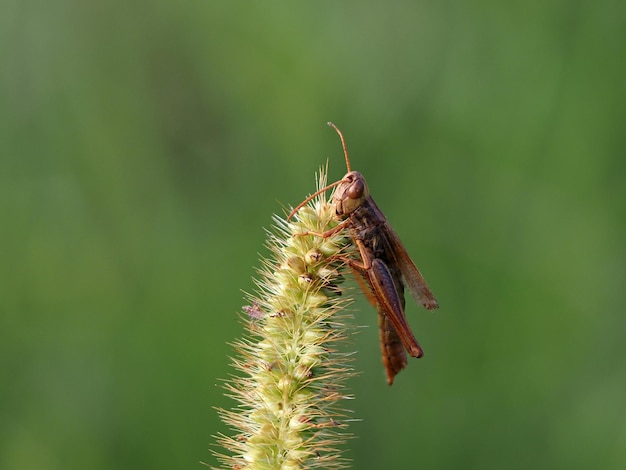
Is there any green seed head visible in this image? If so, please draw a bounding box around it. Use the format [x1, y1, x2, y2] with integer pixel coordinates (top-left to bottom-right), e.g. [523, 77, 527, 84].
[213, 168, 357, 470]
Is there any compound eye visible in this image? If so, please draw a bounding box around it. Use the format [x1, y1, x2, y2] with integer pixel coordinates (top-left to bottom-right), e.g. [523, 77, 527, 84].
[347, 179, 364, 199]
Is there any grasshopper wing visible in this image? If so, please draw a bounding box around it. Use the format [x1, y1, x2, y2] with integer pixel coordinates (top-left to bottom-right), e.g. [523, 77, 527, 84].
[382, 220, 439, 311]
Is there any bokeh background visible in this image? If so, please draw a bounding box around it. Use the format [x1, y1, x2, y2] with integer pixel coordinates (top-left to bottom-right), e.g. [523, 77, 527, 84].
[2, 1, 625, 469]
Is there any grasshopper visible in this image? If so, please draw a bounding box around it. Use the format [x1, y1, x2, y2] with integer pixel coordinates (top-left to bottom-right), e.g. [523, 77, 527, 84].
[289, 123, 438, 385]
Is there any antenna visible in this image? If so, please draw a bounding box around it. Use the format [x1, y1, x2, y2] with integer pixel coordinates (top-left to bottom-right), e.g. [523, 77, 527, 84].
[287, 179, 343, 220]
[288, 122, 352, 221]
[327, 122, 351, 172]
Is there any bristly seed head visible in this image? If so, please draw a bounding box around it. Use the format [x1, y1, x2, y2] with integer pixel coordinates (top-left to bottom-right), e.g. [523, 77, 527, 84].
[212, 168, 358, 470]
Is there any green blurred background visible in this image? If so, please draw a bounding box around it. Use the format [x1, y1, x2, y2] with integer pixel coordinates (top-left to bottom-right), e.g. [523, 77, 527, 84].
[2, 1, 624, 468]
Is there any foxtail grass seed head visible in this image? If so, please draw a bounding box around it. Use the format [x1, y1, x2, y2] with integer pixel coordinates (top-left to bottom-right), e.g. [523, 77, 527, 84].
[213, 168, 358, 470]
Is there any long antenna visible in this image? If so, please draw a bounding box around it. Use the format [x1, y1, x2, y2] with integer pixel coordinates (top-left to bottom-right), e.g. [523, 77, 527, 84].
[327, 122, 351, 172]
[288, 123, 351, 221]
[287, 179, 344, 220]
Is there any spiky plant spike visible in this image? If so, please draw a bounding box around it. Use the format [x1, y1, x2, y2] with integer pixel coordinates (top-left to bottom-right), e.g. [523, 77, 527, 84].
[213, 167, 358, 470]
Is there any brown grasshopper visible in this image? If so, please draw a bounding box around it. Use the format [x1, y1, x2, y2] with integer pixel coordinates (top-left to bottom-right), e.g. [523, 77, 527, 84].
[289, 122, 438, 385]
